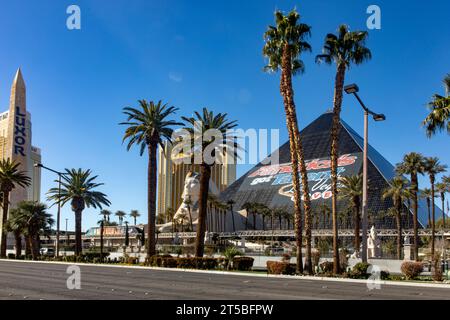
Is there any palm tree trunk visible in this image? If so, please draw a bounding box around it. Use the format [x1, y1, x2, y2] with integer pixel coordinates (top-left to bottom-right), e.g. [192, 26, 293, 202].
[354, 199, 361, 253]
[0, 191, 10, 257]
[442, 195, 446, 228]
[75, 210, 83, 256]
[431, 182, 436, 257]
[14, 231, 22, 258]
[230, 206, 236, 232]
[100, 222, 104, 260]
[411, 174, 419, 261]
[396, 199, 403, 260]
[195, 164, 211, 257]
[147, 143, 158, 258]
[426, 198, 431, 228]
[280, 43, 305, 274]
[188, 207, 194, 231]
[330, 62, 346, 274]
[253, 213, 256, 230]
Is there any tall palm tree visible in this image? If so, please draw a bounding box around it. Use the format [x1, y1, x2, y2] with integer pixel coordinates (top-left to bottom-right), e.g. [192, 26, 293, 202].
[9, 201, 53, 260]
[338, 174, 363, 253]
[129, 210, 140, 226]
[396, 152, 425, 261]
[383, 176, 409, 260]
[121, 100, 182, 258]
[100, 209, 112, 222]
[423, 74, 450, 137]
[423, 157, 447, 257]
[0, 159, 31, 257]
[180, 108, 238, 257]
[420, 188, 432, 228]
[263, 9, 313, 274]
[316, 25, 371, 273]
[47, 168, 110, 256]
[436, 181, 449, 228]
[115, 210, 126, 226]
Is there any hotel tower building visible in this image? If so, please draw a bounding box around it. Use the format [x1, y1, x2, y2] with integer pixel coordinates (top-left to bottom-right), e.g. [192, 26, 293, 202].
[0, 69, 42, 249]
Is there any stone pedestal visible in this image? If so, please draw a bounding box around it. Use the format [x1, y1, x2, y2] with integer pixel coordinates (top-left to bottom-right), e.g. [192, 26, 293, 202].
[403, 244, 412, 261]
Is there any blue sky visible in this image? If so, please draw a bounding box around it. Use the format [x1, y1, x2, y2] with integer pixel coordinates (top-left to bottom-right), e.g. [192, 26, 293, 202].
[0, 0, 449, 230]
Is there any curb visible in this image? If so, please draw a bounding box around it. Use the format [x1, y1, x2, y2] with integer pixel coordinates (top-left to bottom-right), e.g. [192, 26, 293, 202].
[2, 258, 450, 289]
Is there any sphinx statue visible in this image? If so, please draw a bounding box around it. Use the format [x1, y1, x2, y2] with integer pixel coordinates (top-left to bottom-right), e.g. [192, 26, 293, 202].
[157, 171, 219, 233]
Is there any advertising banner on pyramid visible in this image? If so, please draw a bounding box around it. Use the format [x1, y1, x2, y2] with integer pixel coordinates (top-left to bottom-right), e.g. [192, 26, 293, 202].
[237, 153, 363, 207]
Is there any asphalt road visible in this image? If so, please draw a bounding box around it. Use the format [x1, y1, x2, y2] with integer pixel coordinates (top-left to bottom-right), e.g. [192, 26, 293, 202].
[0, 260, 449, 300]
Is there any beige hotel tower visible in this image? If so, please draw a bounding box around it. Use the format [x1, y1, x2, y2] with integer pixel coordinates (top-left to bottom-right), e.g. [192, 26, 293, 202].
[157, 141, 236, 217]
[0, 69, 42, 249]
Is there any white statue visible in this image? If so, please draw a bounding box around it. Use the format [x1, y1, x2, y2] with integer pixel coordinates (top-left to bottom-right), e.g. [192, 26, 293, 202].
[157, 171, 219, 232]
[367, 226, 381, 258]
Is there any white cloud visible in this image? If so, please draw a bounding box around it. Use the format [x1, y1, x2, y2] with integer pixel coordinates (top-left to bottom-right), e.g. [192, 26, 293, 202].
[169, 72, 183, 83]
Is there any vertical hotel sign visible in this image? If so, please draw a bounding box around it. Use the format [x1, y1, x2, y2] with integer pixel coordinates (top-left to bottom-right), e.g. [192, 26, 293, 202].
[14, 106, 27, 157]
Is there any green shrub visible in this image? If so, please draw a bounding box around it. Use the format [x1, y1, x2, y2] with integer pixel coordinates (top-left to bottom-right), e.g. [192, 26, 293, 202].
[175, 257, 218, 270]
[349, 262, 371, 279]
[319, 261, 334, 273]
[7, 253, 15, 259]
[233, 257, 254, 271]
[267, 261, 296, 275]
[401, 262, 424, 280]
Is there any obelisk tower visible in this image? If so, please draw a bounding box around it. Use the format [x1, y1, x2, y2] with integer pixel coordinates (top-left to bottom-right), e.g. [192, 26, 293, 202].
[6, 68, 30, 208]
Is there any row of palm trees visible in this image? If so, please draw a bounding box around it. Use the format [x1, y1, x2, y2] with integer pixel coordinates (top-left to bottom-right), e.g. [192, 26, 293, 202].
[121, 100, 238, 259]
[4, 201, 54, 259]
[99, 209, 141, 226]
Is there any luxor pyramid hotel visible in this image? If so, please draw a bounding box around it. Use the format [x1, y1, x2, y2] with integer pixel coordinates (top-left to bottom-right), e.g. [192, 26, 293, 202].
[0, 69, 42, 248]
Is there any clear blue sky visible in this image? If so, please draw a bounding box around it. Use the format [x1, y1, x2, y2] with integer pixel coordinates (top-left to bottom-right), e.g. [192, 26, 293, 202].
[0, 0, 449, 231]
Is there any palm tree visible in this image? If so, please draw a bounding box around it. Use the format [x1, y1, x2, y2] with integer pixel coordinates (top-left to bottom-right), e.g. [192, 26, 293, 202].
[227, 200, 236, 232]
[115, 210, 126, 226]
[180, 108, 238, 257]
[4, 207, 26, 258]
[383, 177, 409, 260]
[263, 8, 313, 275]
[420, 188, 432, 228]
[241, 202, 252, 230]
[316, 25, 371, 273]
[423, 74, 450, 137]
[121, 99, 182, 258]
[183, 197, 194, 231]
[165, 207, 176, 234]
[0, 159, 31, 257]
[100, 209, 112, 222]
[396, 152, 425, 261]
[97, 219, 105, 259]
[436, 181, 449, 228]
[129, 210, 140, 226]
[47, 168, 110, 256]
[423, 157, 447, 257]
[9, 201, 53, 260]
[338, 174, 363, 253]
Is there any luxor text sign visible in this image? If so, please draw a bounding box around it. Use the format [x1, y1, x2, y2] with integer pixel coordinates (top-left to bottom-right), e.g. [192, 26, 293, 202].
[14, 106, 27, 157]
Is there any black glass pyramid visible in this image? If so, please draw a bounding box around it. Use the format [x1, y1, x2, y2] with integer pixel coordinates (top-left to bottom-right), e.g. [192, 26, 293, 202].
[220, 111, 437, 230]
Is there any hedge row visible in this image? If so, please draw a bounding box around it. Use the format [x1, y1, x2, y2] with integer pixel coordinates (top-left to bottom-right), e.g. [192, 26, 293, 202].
[266, 261, 296, 275]
[147, 255, 254, 271]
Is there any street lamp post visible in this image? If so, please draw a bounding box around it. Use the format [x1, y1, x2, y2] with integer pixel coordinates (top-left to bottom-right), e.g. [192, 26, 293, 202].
[34, 163, 66, 257]
[344, 84, 386, 263]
